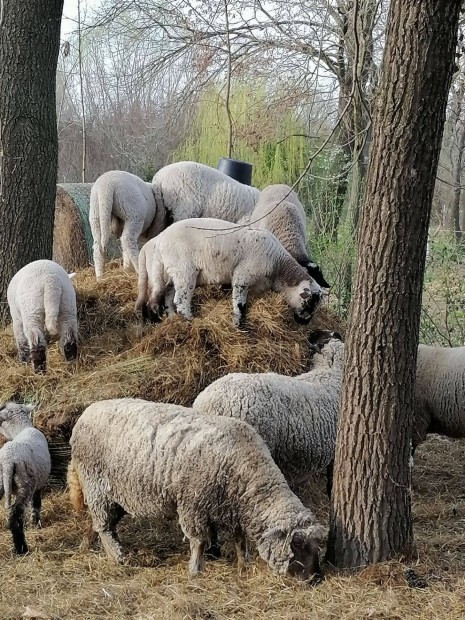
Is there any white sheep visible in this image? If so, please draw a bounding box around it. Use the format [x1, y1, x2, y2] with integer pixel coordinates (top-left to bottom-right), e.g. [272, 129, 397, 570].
[90, 170, 166, 279]
[413, 344, 465, 448]
[135, 218, 323, 326]
[238, 184, 330, 289]
[193, 331, 344, 490]
[152, 161, 260, 223]
[0, 402, 51, 554]
[68, 398, 327, 579]
[7, 259, 78, 373]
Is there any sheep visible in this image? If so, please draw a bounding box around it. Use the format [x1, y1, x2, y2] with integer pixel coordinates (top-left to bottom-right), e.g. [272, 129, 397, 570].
[90, 170, 166, 280]
[134, 218, 324, 327]
[238, 184, 330, 289]
[0, 402, 51, 554]
[68, 397, 327, 580]
[152, 161, 260, 224]
[413, 344, 465, 449]
[7, 259, 78, 373]
[193, 331, 344, 491]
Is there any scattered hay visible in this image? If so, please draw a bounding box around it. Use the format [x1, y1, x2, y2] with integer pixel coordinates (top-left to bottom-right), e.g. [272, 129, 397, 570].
[0, 260, 344, 452]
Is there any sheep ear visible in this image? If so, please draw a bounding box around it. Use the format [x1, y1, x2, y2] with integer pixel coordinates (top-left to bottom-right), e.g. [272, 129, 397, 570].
[24, 403, 37, 420]
[261, 526, 286, 542]
[68, 272, 76, 280]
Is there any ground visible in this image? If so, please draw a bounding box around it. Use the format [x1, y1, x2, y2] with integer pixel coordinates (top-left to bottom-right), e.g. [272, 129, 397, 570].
[1, 435, 464, 620]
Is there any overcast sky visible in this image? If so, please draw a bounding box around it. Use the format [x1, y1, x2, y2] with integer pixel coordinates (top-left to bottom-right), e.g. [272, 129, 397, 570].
[61, 0, 99, 38]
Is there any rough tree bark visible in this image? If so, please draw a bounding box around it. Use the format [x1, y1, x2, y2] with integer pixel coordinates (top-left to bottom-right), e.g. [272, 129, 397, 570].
[326, 1, 462, 568]
[0, 0, 64, 324]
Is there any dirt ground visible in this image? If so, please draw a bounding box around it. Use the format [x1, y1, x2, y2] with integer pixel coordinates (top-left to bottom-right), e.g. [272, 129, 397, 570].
[1, 435, 464, 620]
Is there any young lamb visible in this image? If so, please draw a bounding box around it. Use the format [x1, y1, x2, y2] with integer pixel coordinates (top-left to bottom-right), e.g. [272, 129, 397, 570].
[68, 398, 327, 580]
[238, 184, 330, 289]
[135, 218, 324, 327]
[0, 402, 51, 554]
[7, 259, 78, 373]
[413, 344, 465, 448]
[152, 161, 260, 223]
[90, 170, 165, 279]
[193, 331, 344, 490]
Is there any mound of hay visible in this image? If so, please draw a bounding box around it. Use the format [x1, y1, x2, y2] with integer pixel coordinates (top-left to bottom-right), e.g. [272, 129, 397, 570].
[0, 261, 344, 481]
[53, 183, 121, 272]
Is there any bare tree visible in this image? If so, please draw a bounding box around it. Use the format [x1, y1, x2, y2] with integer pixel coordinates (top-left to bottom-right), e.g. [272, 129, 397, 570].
[326, 0, 462, 567]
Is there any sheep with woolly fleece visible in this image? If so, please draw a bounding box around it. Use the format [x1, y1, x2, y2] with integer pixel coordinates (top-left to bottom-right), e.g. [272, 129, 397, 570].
[0, 402, 51, 554]
[90, 170, 165, 279]
[193, 331, 344, 490]
[238, 184, 330, 289]
[68, 398, 327, 579]
[7, 259, 78, 373]
[135, 218, 323, 326]
[152, 161, 260, 223]
[413, 344, 465, 448]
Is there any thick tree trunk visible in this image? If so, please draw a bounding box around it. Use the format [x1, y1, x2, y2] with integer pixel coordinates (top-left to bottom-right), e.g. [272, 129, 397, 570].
[0, 0, 64, 324]
[327, 1, 461, 568]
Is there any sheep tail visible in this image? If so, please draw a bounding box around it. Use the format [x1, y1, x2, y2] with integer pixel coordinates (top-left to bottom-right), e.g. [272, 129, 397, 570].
[44, 280, 62, 336]
[67, 458, 85, 512]
[90, 183, 114, 253]
[1, 460, 14, 509]
[134, 246, 148, 311]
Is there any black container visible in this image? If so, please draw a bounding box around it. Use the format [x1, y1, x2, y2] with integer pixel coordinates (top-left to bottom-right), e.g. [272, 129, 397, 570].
[217, 157, 253, 185]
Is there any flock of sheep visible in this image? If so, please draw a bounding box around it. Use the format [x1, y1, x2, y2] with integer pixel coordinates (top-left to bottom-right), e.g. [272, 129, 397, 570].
[1, 160, 464, 583]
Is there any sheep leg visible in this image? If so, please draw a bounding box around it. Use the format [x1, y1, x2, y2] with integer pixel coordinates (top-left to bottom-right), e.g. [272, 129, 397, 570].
[12, 319, 30, 363]
[60, 322, 78, 362]
[231, 279, 249, 327]
[188, 538, 206, 576]
[163, 285, 176, 316]
[235, 528, 249, 573]
[92, 241, 106, 280]
[31, 489, 42, 527]
[120, 216, 145, 274]
[172, 272, 197, 320]
[8, 502, 28, 554]
[93, 502, 126, 563]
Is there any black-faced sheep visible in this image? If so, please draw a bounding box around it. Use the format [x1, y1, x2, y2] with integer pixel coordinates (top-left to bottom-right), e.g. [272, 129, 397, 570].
[90, 170, 165, 280]
[7, 259, 78, 373]
[0, 402, 51, 554]
[135, 218, 323, 327]
[68, 398, 327, 580]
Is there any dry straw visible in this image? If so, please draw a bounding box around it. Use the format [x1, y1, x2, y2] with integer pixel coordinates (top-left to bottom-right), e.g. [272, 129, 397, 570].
[0, 261, 343, 480]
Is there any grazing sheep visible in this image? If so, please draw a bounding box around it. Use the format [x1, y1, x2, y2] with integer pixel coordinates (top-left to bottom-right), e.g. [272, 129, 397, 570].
[135, 218, 323, 326]
[7, 259, 78, 373]
[414, 344, 465, 448]
[239, 184, 330, 288]
[193, 331, 344, 489]
[68, 398, 327, 580]
[0, 402, 51, 554]
[152, 161, 260, 223]
[90, 170, 165, 279]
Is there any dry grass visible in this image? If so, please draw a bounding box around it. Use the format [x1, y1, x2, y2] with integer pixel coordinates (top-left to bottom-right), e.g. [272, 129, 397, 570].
[0, 261, 344, 443]
[0, 437, 464, 619]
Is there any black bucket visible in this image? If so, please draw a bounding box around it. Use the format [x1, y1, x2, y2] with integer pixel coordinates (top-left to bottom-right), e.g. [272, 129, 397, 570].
[217, 157, 253, 185]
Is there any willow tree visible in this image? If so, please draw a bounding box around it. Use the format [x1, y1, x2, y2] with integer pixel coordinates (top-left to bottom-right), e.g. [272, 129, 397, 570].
[0, 0, 64, 323]
[327, 1, 462, 567]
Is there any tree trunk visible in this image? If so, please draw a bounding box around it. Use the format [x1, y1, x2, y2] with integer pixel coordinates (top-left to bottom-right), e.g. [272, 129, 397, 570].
[0, 0, 64, 324]
[326, 0, 461, 568]
[451, 121, 465, 243]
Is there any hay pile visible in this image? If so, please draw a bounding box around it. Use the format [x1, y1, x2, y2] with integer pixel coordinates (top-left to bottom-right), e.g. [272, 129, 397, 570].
[53, 183, 122, 272]
[0, 260, 343, 445]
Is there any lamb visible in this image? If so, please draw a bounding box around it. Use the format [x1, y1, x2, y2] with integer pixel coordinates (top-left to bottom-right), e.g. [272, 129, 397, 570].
[0, 402, 51, 554]
[90, 170, 165, 279]
[413, 344, 465, 448]
[238, 184, 330, 289]
[7, 259, 78, 373]
[135, 218, 324, 326]
[193, 331, 344, 489]
[68, 398, 327, 580]
[151, 161, 260, 224]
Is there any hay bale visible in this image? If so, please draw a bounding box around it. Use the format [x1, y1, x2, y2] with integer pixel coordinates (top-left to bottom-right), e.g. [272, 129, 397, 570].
[53, 183, 121, 272]
[0, 261, 344, 483]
